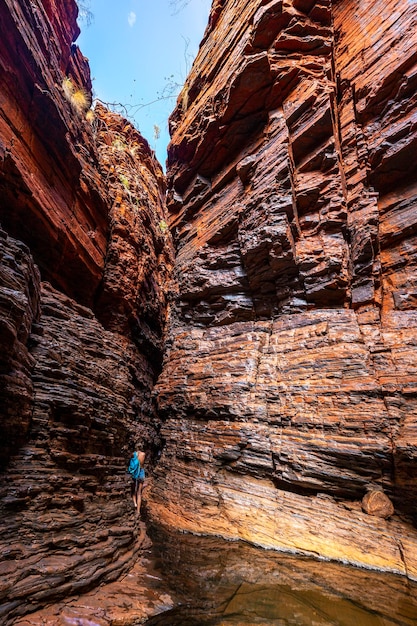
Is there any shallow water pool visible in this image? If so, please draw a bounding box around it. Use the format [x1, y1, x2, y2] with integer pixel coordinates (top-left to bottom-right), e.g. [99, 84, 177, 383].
[144, 526, 417, 625]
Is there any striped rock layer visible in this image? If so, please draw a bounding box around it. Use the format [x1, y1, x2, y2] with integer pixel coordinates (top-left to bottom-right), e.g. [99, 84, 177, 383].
[148, 0, 417, 579]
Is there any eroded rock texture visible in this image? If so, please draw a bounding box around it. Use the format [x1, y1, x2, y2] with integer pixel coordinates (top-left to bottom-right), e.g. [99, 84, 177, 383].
[0, 0, 174, 622]
[0, 228, 40, 467]
[148, 0, 417, 579]
[0, 0, 102, 306]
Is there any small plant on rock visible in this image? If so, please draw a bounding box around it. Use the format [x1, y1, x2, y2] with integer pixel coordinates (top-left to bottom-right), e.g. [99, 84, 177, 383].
[159, 219, 169, 233]
[112, 138, 127, 152]
[62, 76, 74, 100]
[71, 87, 90, 114]
[119, 174, 130, 190]
[62, 76, 90, 115]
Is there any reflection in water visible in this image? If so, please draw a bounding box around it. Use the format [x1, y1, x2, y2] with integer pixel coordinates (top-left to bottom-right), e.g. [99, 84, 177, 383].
[145, 526, 417, 625]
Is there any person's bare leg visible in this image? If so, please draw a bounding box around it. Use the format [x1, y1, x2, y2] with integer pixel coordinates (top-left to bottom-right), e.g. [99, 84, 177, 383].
[136, 483, 143, 516]
[132, 480, 139, 508]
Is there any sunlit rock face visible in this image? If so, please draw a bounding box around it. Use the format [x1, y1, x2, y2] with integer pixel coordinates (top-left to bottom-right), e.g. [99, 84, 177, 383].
[148, 0, 417, 578]
[0, 0, 174, 621]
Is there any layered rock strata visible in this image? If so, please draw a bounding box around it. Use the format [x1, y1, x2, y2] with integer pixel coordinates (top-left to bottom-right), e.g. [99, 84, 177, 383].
[0, 0, 174, 622]
[148, 0, 417, 579]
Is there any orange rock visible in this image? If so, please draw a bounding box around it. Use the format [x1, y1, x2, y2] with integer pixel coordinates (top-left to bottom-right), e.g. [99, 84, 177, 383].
[362, 490, 395, 519]
[150, 0, 417, 580]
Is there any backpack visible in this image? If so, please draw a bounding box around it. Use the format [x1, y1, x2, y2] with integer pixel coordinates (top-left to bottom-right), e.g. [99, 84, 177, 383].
[128, 452, 141, 480]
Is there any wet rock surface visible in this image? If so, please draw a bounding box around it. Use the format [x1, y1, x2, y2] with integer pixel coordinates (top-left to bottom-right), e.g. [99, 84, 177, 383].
[148, 0, 417, 578]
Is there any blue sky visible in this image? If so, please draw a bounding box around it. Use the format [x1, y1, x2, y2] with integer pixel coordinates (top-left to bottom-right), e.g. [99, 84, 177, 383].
[77, 0, 212, 166]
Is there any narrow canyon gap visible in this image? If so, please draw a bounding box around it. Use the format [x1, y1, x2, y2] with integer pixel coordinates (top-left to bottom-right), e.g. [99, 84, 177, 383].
[0, 0, 417, 623]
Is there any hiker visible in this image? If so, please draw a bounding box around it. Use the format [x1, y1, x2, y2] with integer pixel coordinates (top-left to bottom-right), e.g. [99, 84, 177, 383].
[128, 448, 146, 513]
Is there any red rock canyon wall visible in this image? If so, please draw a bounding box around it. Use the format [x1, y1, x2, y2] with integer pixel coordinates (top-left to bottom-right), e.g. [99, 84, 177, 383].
[148, 0, 417, 579]
[2, 0, 417, 621]
[0, 0, 174, 622]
